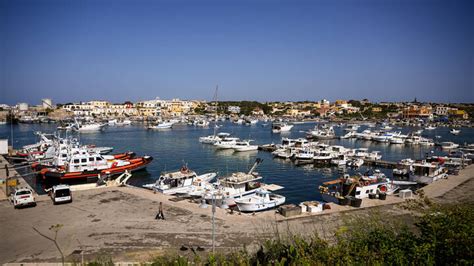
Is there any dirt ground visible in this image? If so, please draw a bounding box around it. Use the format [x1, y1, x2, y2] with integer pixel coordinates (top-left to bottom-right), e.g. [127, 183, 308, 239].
[1, 167, 473, 264]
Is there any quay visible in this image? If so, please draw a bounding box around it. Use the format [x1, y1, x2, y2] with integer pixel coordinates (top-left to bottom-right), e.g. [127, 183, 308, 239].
[0, 152, 472, 263]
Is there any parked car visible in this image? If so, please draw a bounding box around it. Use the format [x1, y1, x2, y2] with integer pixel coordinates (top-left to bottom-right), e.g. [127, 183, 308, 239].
[11, 188, 36, 208]
[47, 184, 72, 205]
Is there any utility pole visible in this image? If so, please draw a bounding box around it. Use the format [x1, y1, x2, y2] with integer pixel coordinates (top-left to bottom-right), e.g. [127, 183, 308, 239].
[212, 194, 216, 253]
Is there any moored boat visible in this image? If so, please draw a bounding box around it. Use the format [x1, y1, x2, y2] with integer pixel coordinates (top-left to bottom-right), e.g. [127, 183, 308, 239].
[234, 188, 285, 212]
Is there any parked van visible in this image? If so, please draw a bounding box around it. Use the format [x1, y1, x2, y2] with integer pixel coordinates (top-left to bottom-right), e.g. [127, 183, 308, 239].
[48, 185, 72, 204]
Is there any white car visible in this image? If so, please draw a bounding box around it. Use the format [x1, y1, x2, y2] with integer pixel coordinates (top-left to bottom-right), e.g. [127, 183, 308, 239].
[48, 185, 72, 205]
[12, 188, 36, 208]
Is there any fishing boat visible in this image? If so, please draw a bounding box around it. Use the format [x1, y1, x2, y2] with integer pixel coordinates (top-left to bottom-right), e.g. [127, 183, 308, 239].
[234, 188, 285, 212]
[272, 123, 293, 133]
[143, 165, 216, 195]
[203, 159, 264, 206]
[40, 154, 153, 182]
[319, 172, 398, 204]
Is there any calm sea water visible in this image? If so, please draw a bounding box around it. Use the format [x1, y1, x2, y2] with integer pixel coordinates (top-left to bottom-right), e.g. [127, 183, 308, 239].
[1, 122, 473, 204]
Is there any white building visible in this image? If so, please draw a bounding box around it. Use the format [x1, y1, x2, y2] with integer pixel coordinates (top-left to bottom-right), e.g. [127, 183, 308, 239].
[228, 106, 241, 114]
[434, 105, 450, 116]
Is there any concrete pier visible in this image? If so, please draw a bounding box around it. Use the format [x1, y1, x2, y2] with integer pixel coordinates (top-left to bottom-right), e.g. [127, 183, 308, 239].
[0, 157, 472, 264]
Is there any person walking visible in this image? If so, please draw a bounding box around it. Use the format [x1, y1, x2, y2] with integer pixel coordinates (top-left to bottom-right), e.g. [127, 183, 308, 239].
[155, 202, 165, 220]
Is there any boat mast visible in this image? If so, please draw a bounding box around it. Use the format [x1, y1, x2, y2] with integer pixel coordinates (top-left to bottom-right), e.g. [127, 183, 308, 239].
[212, 85, 219, 136]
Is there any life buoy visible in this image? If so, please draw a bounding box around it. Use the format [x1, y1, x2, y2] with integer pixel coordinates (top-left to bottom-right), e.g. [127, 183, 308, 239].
[364, 181, 370, 186]
[379, 185, 387, 192]
[111, 161, 118, 168]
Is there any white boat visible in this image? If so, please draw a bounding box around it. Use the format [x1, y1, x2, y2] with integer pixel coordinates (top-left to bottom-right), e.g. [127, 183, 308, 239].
[373, 131, 400, 143]
[272, 148, 296, 159]
[344, 124, 359, 132]
[108, 119, 118, 125]
[204, 159, 264, 206]
[450, 128, 460, 135]
[0, 120, 7, 125]
[356, 129, 372, 140]
[347, 158, 364, 168]
[319, 173, 398, 204]
[440, 142, 459, 150]
[330, 154, 347, 166]
[199, 132, 231, 144]
[195, 120, 210, 127]
[405, 135, 421, 145]
[214, 137, 240, 149]
[232, 140, 258, 152]
[425, 125, 436, 130]
[234, 189, 285, 212]
[409, 162, 447, 184]
[74, 122, 106, 132]
[366, 151, 382, 160]
[310, 126, 336, 139]
[148, 121, 173, 130]
[313, 150, 334, 164]
[390, 136, 405, 144]
[272, 123, 293, 133]
[294, 148, 315, 161]
[419, 138, 435, 146]
[393, 158, 415, 177]
[143, 166, 217, 195]
[341, 131, 356, 139]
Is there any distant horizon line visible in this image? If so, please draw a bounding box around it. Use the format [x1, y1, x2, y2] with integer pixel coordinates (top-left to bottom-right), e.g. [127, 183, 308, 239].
[2, 98, 474, 106]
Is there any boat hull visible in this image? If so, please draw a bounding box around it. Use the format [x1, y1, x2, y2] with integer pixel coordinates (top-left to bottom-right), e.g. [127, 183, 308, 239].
[41, 156, 153, 182]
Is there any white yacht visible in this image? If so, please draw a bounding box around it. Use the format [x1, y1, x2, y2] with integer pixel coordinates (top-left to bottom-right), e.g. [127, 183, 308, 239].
[199, 132, 231, 144]
[440, 142, 459, 150]
[148, 121, 174, 130]
[450, 128, 461, 135]
[425, 125, 436, 130]
[234, 189, 285, 212]
[232, 140, 258, 152]
[272, 123, 293, 133]
[390, 135, 406, 144]
[214, 137, 240, 149]
[73, 120, 106, 132]
[373, 131, 400, 143]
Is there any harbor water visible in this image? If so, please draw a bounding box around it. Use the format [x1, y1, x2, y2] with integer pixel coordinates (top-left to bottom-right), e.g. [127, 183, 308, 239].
[1, 122, 473, 204]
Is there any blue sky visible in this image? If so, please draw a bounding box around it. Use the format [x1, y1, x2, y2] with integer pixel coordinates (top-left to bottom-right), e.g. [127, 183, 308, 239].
[1, 0, 473, 104]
